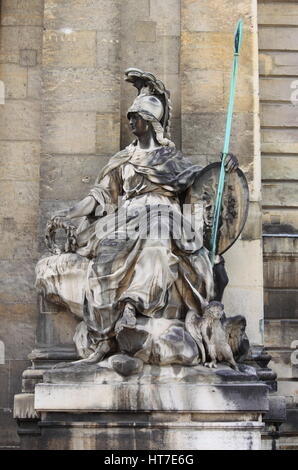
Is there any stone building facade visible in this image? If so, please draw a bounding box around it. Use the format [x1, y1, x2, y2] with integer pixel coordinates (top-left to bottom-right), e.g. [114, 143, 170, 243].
[0, 0, 296, 449]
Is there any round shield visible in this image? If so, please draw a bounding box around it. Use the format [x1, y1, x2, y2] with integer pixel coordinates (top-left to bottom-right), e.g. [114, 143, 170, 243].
[188, 162, 249, 255]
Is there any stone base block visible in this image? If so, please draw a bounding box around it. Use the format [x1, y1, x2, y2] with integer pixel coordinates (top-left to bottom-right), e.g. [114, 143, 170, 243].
[34, 412, 264, 450]
[15, 364, 269, 450]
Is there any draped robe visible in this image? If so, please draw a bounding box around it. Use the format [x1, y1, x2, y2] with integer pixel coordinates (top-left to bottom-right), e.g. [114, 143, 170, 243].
[36, 143, 214, 358]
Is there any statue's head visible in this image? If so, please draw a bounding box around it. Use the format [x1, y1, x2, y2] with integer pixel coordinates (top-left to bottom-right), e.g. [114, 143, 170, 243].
[125, 68, 175, 148]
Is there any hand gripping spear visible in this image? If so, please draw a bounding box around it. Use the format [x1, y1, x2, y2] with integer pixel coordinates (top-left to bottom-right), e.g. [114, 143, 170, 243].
[209, 18, 244, 266]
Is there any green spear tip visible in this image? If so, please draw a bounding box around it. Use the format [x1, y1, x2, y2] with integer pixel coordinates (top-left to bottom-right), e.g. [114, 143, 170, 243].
[234, 18, 243, 55]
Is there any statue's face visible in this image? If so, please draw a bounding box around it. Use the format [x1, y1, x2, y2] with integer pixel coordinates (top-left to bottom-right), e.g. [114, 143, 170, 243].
[128, 112, 149, 137]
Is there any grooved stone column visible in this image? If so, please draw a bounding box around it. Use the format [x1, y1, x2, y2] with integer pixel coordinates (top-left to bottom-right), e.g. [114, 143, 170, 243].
[180, 0, 263, 344]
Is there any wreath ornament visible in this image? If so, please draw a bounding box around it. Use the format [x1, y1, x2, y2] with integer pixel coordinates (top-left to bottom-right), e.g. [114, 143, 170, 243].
[45, 217, 78, 255]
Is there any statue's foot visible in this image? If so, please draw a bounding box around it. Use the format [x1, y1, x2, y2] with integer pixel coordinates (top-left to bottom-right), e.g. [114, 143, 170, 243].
[110, 353, 143, 376]
[115, 303, 137, 335]
[52, 339, 111, 369]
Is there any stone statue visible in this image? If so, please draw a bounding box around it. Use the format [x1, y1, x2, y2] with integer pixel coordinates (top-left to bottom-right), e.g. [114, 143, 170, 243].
[186, 301, 249, 370]
[36, 68, 249, 375]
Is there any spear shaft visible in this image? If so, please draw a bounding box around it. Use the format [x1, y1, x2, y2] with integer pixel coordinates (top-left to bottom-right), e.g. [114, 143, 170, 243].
[209, 18, 243, 266]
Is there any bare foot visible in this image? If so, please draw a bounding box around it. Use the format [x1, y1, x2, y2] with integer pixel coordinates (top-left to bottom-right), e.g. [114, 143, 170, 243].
[52, 340, 111, 368]
[115, 303, 137, 335]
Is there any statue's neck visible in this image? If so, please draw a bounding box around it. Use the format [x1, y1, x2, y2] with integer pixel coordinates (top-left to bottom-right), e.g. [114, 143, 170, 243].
[136, 132, 160, 151]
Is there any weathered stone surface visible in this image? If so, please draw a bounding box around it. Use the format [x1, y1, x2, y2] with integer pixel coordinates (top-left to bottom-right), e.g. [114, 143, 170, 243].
[0, 181, 39, 225]
[263, 256, 297, 289]
[44, 0, 121, 32]
[263, 208, 298, 234]
[43, 30, 96, 68]
[150, 0, 180, 36]
[1, 0, 44, 26]
[0, 304, 37, 360]
[27, 67, 41, 99]
[262, 182, 297, 207]
[0, 364, 9, 408]
[37, 311, 79, 346]
[0, 63, 27, 98]
[19, 49, 37, 67]
[265, 320, 298, 349]
[13, 393, 39, 419]
[261, 104, 298, 128]
[262, 155, 298, 180]
[263, 396, 287, 425]
[8, 360, 31, 407]
[170, 117, 182, 151]
[0, 141, 40, 181]
[96, 31, 120, 72]
[259, 26, 298, 51]
[223, 72, 254, 113]
[20, 408, 265, 450]
[181, 112, 254, 158]
[241, 201, 262, 240]
[264, 289, 298, 319]
[0, 100, 40, 140]
[0, 261, 36, 304]
[280, 408, 298, 433]
[121, 36, 180, 75]
[181, 31, 254, 74]
[162, 73, 180, 118]
[0, 219, 38, 260]
[182, 70, 224, 113]
[260, 77, 295, 102]
[135, 21, 156, 42]
[119, 0, 150, 32]
[223, 240, 264, 345]
[0, 410, 19, 447]
[223, 285, 264, 345]
[0, 26, 43, 64]
[263, 236, 298, 255]
[36, 375, 268, 413]
[42, 112, 96, 154]
[275, 379, 298, 403]
[259, 2, 298, 26]
[42, 68, 120, 113]
[259, 51, 298, 76]
[40, 155, 110, 201]
[182, 0, 254, 33]
[261, 128, 298, 154]
[96, 113, 120, 155]
[259, 348, 293, 382]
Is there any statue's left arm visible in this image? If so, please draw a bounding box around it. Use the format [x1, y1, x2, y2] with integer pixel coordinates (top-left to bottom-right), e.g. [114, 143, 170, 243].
[51, 168, 122, 223]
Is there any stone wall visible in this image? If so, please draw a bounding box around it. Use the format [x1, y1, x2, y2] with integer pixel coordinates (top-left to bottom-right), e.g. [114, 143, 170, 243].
[0, 0, 44, 448]
[258, 0, 298, 450]
[0, 0, 265, 448]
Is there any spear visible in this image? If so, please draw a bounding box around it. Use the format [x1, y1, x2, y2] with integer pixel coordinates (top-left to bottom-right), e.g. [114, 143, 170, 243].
[209, 18, 244, 266]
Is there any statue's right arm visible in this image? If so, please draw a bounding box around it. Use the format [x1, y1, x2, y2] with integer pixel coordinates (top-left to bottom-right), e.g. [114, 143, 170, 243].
[52, 195, 97, 221]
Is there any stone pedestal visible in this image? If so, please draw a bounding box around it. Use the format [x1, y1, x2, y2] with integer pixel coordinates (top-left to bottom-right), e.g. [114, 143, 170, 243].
[14, 363, 269, 450]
